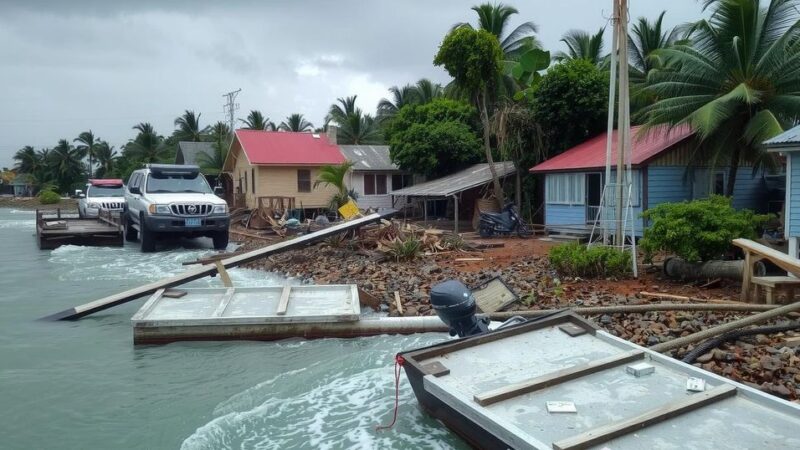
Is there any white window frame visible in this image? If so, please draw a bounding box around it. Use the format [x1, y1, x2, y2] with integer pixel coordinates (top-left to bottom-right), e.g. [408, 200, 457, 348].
[546, 173, 585, 205]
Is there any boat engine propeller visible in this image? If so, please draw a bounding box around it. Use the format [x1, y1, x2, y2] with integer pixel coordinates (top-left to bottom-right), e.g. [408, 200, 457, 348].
[430, 280, 490, 338]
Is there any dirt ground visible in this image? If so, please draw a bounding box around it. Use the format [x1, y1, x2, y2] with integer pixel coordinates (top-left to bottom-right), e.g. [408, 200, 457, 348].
[0, 196, 78, 210]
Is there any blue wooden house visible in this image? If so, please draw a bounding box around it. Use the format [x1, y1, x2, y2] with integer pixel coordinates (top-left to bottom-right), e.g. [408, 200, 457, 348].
[530, 125, 769, 236]
[764, 125, 800, 257]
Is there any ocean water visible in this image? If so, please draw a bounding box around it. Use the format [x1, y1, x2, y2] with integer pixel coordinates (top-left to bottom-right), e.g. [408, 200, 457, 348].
[0, 208, 464, 449]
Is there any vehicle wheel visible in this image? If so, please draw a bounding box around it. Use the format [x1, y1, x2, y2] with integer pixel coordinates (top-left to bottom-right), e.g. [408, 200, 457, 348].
[78, 208, 84, 219]
[479, 223, 493, 238]
[212, 231, 229, 250]
[517, 223, 532, 238]
[139, 218, 156, 253]
[124, 215, 138, 242]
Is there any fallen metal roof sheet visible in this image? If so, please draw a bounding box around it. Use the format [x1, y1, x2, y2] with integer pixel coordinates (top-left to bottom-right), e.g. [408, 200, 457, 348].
[338, 145, 398, 171]
[763, 125, 800, 150]
[391, 162, 515, 198]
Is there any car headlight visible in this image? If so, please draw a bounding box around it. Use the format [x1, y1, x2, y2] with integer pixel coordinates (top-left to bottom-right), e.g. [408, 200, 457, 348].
[87, 202, 100, 209]
[212, 204, 228, 214]
[148, 204, 171, 215]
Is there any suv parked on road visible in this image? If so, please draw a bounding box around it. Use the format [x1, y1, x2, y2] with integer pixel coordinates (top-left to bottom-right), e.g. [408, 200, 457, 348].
[78, 179, 126, 218]
[124, 164, 230, 252]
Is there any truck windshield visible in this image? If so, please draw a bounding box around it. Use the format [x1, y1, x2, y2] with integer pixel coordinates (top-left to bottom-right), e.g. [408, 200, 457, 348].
[145, 173, 212, 194]
[88, 185, 125, 197]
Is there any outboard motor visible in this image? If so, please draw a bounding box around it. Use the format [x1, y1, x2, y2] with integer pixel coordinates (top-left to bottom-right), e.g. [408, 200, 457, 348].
[430, 280, 490, 338]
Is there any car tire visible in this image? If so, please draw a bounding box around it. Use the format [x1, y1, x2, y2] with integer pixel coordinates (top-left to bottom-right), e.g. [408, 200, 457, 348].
[78, 207, 84, 219]
[124, 214, 138, 242]
[212, 231, 229, 251]
[139, 217, 156, 253]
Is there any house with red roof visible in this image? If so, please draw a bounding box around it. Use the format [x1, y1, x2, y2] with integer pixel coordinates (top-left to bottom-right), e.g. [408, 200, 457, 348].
[530, 125, 769, 236]
[222, 129, 346, 209]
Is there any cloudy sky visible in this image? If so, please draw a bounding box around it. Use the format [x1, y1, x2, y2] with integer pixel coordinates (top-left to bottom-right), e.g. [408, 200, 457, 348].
[0, 0, 705, 168]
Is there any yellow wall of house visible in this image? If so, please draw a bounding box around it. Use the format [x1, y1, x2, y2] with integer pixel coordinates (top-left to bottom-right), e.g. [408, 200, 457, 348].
[226, 142, 339, 209]
[256, 166, 339, 209]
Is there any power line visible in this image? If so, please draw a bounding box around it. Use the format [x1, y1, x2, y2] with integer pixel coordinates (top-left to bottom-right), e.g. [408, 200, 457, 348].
[222, 88, 241, 133]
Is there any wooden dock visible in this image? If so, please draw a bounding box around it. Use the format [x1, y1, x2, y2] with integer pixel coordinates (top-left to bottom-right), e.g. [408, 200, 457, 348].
[36, 209, 123, 250]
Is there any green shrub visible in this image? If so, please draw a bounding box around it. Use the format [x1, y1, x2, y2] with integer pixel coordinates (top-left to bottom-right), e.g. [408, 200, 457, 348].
[386, 236, 422, 262]
[38, 190, 61, 205]
[640, 196, 771, 263]
[549, 243, 632, 278]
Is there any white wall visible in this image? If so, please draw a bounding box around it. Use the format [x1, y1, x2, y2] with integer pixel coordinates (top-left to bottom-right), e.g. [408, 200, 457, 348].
[347, 170, 407, 210]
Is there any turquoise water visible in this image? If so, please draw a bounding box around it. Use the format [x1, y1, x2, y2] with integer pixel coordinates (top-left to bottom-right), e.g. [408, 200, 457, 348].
[0, 208, 464, 449]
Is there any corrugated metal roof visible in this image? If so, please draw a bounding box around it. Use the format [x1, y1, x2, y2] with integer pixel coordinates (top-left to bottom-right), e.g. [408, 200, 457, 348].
[391, 162, 515, 198]
[530, 125, 694, 172]
[235, 130, 345, 165]
[176, 141, 215, 166]
[763, 125, 800, 150]
[338, 145, 398, 171]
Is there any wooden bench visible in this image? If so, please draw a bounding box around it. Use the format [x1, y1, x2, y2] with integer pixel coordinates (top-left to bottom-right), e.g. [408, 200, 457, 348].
[732, 238, 800, 303]
[751, 276, 800, 304]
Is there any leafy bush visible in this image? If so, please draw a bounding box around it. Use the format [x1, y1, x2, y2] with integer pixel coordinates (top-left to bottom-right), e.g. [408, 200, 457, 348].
[38, 190, 61, 205]
[549, 243, 631, 278]
[640, 196, 771, 263]
[385, 236, 422, 262]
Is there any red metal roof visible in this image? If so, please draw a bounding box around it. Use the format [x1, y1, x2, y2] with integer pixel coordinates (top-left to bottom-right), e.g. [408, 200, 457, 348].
[529, 125, 694, 172]
[235, 130, 346, 165]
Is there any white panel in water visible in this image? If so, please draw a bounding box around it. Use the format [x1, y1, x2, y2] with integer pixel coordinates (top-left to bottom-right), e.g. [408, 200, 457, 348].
[145, 291, 225, 320]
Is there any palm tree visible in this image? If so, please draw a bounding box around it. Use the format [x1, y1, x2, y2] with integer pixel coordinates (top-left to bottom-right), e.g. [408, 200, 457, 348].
[279, 113, 314, 132]
[13, 145, 39, 174]
[173, 110, 207, 142]
[93, 141, 117, 178]
[49, 139, 86, 192]
[326, 96, 382, 145]
[239, 110, 275, 131]
[74, 130, 100, 179]
[378, 84, 418, 120]
[628, 11, 682, 85]
[555, 28, 606, 66]
[314, 161, 356, 209]
[126, 122, 167, 163]
[457, 3, 540, 59]
[197, 122, 231, 174]
[641, 0, 800, 196]
[414, 78, 444, 103]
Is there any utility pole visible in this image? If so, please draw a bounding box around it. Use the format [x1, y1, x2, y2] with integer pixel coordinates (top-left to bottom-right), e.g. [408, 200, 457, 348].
[614, 0, 630, 246]
[222, 89, 241, 134]
[603, 0, 620, 245]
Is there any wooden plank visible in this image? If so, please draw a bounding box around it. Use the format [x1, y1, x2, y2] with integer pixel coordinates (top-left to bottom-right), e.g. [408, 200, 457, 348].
[552, 384, 737, 450]
[474, 350, 643, 407]
[214, 260, 233, 288]
[130, 289, 165, 321]
[394, 291, 403, 315]
[733, 238, 800, 277]
[276, 285, 292, 315]
[162, 289, 187, 299]
[42, 211, 394, 320]
[212, 288, 236, 318]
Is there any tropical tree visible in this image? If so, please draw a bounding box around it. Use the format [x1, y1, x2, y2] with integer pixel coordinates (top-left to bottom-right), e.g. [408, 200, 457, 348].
[314, 161, 356, 209]
[628, 11, 682, 85]
[326, 96, 382, 144]
[13, 145, 40, 174]
[173, 110, 207, 142]
[492, 102, 546, 211]
[93, 141, 117, 178]
[279, 113, 314, 132]
[388, 98, 483, 177]
[456, 3, 540, 59]
[414, 78, 445, 103]
[240, 110, 275, 131]
[641, 0, 800, 196]
[74, 130, 100, 179]
[197, 122, 232, 175]
[434, 26, 506, 205]
[125, 122, 168, 163]
[555, 28, 606, 66]
[48, 139, 87, 192]
[378, 84, 418, 120]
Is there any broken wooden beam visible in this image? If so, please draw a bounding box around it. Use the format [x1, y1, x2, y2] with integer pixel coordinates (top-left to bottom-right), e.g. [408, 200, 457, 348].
[42, 211, 395, 321]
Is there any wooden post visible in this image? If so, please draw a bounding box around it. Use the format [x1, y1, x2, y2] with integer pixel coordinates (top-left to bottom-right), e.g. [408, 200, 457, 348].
[276, 285, 292, 315]
[740, 250, 752, 302]
[214, 260, 233, 288]
[453, 195, 459, 234]
[394, 291, 404, 315]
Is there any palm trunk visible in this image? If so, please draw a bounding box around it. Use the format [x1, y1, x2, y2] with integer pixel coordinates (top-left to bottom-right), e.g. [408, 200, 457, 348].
[725, 146, 741, 197]
[479, 90, 505, 208]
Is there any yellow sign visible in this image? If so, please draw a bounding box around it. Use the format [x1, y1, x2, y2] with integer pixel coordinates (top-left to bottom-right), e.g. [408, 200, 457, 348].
[338, 199, 360, 219]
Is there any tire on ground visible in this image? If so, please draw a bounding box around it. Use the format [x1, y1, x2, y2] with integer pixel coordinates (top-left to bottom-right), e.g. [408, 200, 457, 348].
[139, 216, 156, 252]
[212, 230, 229, 250]
[124, 214, 138, 242]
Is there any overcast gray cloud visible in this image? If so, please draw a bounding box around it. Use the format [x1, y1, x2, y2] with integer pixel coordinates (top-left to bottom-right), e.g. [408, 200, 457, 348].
[0, 0, 704, 167]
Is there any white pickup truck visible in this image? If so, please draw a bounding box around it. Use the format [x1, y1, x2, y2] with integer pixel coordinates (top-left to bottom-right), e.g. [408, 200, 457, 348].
[124, 164, 230, 252]
[78, 179, 127, 218]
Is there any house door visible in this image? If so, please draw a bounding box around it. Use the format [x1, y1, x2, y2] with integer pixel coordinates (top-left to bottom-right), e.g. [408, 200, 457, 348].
[586, 173, 603, 223]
